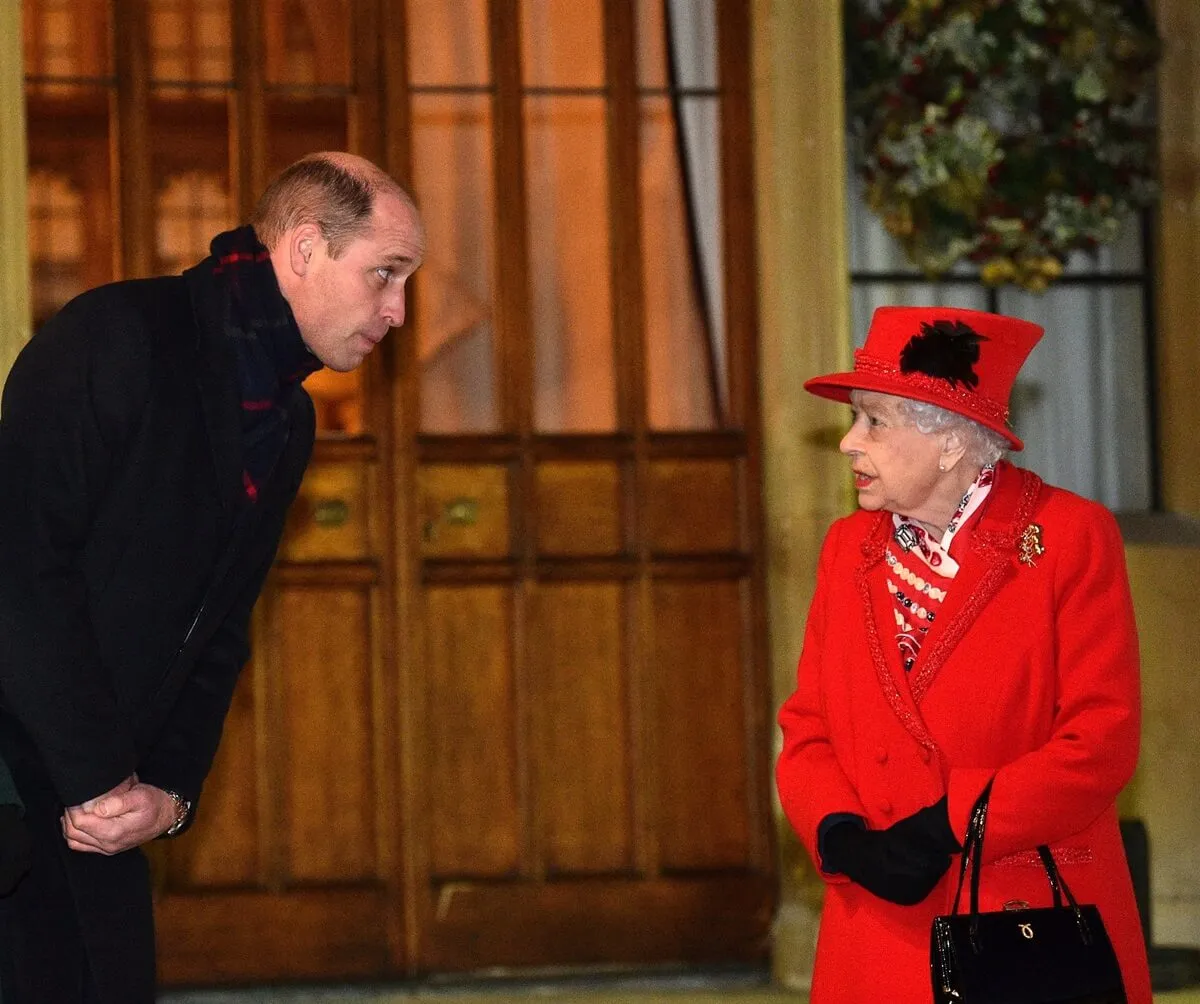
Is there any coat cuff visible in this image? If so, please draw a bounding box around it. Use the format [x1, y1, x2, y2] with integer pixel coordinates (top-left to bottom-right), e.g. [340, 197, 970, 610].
[947, 768, 994, 847]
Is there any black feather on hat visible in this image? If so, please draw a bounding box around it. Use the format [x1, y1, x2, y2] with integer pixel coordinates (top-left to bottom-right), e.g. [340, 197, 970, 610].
[898, 320, 987, 390]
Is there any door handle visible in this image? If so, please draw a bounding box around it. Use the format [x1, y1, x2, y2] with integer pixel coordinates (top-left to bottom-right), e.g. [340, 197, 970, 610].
[312, 497, 350, 528]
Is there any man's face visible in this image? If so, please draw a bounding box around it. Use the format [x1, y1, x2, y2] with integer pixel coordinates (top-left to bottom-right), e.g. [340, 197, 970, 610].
[292, 192, 425, 372]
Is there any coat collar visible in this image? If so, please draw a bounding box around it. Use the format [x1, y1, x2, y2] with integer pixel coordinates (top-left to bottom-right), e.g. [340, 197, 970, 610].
[185, 259, 245, 512]
[855, 460, 1047, 751]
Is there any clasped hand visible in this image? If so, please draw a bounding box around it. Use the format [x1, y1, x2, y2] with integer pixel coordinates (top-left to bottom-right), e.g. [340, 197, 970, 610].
[61, 775, 177, 856]
[823, 798, 959, 906]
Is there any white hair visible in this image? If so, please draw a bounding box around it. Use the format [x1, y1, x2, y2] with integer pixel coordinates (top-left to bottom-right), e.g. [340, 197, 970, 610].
[849, 389, 1009, 467]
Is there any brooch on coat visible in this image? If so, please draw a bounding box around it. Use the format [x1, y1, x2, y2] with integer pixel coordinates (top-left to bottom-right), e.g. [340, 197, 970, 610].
[1018, 523, 1045, 567]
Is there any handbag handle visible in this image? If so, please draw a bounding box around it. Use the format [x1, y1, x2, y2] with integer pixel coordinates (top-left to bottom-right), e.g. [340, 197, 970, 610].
[949, 780, 1086, 926]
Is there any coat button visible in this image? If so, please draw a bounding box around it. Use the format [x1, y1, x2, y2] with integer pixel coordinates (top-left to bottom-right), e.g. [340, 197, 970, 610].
[876, 747, 888, 764]
[879, 799, 893, 816]
[920, 747, 932, 764]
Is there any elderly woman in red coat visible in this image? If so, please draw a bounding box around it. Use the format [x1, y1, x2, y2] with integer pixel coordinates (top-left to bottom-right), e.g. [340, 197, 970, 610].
[776, 306, 1152, 1004]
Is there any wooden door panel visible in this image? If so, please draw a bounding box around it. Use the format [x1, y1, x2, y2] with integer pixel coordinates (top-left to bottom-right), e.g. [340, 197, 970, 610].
[421, 874, 773, 970]
[280, 460, 372, 561]
[156, 888, 389, 984]
[652, 579, 754, 871]
[535, 461, 623, 555]
[278, 585, 377, 882]
[426, 585, 521, 878]
[646, 460, 740, 553]
[531, 583, 632, 875]
[419, 464, 512, 558]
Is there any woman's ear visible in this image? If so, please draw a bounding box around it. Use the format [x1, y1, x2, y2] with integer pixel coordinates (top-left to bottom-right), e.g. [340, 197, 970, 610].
[939, 429, 968, 473]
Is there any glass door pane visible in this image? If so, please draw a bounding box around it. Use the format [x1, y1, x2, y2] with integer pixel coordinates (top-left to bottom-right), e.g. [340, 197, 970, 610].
[638, 0, 725, 429]
[24, 0, 115, 329]
[413, 93, 499, 434]
[525, 95, 614, 433]
[263, 0, 351, 88]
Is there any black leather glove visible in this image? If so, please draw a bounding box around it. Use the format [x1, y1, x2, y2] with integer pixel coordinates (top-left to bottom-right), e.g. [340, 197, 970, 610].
[0, 803, 32, 896]
[886, 796, 960, 856]
[821, 797, 956, 906]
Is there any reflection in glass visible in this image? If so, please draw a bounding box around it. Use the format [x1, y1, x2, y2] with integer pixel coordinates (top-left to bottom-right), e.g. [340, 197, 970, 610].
[266, 96, 349, 177]
[636, 0, 668, 89]
[521, 0, 605, 89]
[640, 97, 716, 430]
[28, 171, 86, 328]
[264, 0, 351, 88]
[304, 370, 364, 435]
[413, 94, 498, 434]
[667, 95, 724, 424]
[156, 172, 232, 275]
[525, 96, 614, 433]
[637, 0, 718, 91]
[151, 0, 232, 84]
[26, 96, 116, 326]
[406, 0, 489, 88]
[23, 0, 111, 98]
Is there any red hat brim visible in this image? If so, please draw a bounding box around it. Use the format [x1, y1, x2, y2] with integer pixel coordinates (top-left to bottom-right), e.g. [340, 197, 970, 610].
[803, 371, 1025, 452]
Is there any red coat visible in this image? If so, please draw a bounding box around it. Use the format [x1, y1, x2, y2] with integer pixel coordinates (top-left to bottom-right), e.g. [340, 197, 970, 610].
[777, 461, 1151, 1004]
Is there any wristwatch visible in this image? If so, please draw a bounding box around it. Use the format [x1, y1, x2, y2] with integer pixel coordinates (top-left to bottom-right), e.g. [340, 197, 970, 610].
[162, 789, 193, 837]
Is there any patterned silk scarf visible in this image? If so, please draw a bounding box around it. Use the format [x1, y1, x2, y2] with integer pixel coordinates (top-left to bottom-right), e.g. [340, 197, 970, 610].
[208, 226, 322, 502]
[886, 464, 996, 672]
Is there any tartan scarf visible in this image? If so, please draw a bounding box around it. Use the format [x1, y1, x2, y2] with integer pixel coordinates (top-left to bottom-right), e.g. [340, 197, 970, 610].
[208, 226, 322, 502]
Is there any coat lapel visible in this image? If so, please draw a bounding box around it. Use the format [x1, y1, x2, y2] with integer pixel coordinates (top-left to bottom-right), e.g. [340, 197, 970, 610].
[855, 513, 942, 754]
[186, 260, 245, 512]
[855, 462, 1047, 751]
[909, 462, 1045, 704]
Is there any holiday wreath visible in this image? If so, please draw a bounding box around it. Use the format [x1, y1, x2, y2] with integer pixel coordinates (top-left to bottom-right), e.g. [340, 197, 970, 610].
[845, 0, 1160, 291]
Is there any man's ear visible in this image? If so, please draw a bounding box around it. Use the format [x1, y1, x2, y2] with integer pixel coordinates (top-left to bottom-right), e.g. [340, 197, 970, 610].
[287, 224, 320, 277]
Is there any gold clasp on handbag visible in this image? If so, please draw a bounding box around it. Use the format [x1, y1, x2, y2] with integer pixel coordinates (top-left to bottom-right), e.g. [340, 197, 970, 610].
[1019, 922, 1034, 940]
[1003, 899, 1030, 911]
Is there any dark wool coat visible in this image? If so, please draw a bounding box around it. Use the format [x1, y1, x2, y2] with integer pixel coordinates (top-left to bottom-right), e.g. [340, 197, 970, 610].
[0, 260, 314, 1003]
[777, 461, 1152, 1004]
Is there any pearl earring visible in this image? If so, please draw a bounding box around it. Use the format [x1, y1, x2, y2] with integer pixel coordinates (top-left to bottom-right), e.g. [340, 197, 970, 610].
[938, 462, 947, 472]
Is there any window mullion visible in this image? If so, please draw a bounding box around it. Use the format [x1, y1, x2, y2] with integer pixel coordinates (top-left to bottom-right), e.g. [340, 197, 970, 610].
[717, 1, 755, 431]
[605, 0, 645, 437]
[112, 0, 152, 278]
[230, 0, 266, 221]
[491, 0, 532, 437]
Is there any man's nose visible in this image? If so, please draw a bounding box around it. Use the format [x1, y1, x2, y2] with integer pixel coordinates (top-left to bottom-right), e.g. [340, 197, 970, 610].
[382, 288, 406, 329]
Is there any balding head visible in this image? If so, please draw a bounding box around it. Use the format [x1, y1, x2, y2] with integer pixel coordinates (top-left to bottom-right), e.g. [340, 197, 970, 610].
[251, 152, 417, 258]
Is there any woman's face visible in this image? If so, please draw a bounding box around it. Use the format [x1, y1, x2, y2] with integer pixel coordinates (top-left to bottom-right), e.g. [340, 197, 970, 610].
[839, 391, 947, 522]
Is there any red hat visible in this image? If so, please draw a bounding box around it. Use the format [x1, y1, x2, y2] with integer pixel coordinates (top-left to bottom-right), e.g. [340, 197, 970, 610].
[804, 306, 1044, 451]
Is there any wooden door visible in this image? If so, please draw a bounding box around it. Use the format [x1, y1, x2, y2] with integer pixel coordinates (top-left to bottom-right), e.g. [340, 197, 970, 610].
[397, 0, 773, 972]
[21, 0, 773, 984]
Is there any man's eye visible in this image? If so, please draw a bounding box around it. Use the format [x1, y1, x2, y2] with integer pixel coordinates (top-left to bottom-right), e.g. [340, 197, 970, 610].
[376, 267, 392, 282]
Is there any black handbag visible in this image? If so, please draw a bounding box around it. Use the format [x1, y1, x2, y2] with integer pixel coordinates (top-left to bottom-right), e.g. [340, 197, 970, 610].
[930, 780, 1127, 1003]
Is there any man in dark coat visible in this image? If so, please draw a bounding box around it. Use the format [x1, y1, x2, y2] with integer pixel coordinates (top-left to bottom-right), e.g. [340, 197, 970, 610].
[0, 152, 425, 1003]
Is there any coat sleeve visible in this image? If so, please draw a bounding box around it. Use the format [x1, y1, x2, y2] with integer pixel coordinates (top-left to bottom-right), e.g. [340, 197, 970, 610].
[946, 501, 1141, 861]
[136, 397, 312, 822]
[134, 540, 274, 822]
[776, 519, 869, 880]
[0, 300, 148, 806]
